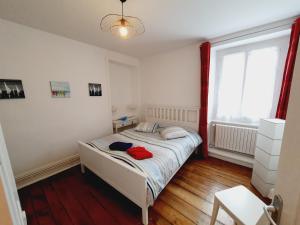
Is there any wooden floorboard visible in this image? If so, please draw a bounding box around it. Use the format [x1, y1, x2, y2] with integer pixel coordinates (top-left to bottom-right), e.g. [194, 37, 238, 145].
[19, 188, 39, 225]
[30, 184, 56, 225]
[19, 157, 268, 225]
[41, 179, 74, 225]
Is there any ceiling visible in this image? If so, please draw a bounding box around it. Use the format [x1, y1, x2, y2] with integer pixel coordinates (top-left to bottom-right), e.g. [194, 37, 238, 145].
[0, 0, 299, 58]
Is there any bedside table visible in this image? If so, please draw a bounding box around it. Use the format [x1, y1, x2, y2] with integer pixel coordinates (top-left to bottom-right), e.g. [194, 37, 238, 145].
[113, 116, 138, 133]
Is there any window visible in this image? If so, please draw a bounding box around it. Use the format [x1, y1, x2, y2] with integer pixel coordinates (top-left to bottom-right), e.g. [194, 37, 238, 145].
[209, 36, 289, 125]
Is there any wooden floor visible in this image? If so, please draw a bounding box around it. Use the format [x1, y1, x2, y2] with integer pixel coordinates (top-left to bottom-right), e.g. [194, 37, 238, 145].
[19, 157, 268, 225]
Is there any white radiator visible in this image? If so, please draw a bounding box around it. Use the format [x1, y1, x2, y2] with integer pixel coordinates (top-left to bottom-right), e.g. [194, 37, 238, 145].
[214, 124, 257, 156]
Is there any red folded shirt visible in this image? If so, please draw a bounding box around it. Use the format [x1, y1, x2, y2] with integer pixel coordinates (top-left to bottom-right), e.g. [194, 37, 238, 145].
[127, 146, 153, 160]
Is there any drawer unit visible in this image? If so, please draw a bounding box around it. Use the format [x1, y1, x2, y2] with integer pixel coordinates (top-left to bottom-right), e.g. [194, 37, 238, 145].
[256, 133, 282, 155]
[251, 172, 274, 197]
[254, 148, 280, 170]
[251, 119, 285, 198]
[258, 119, 285, 139]
[252, 160, 277, 184]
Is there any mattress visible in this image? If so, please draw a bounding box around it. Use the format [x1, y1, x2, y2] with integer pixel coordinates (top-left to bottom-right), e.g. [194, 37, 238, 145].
[89, 128, 202, 205]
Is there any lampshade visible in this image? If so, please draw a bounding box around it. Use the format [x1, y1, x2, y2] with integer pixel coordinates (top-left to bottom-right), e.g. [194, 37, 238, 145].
[100, 0, 145, 39]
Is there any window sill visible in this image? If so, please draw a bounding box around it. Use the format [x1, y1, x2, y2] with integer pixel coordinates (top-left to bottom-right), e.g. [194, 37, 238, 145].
[209, 120, 259, 129]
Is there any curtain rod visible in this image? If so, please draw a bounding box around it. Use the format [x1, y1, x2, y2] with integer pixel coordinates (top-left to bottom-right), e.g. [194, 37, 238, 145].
[211, 22, 293, 45]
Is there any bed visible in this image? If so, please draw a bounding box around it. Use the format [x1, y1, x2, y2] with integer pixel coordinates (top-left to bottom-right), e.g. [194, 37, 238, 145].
[78, 105, 201, 225]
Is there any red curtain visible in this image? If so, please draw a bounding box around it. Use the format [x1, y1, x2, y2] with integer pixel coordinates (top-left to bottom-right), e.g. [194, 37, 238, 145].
[199, 42, 211, 158]
[276, 18, 300, 119]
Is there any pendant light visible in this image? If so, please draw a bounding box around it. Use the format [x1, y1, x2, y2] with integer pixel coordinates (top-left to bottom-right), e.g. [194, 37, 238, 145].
[100, 0, 145, 39]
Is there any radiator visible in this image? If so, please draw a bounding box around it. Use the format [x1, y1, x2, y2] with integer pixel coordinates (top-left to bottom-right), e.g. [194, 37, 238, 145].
[214, 124, 257, 156]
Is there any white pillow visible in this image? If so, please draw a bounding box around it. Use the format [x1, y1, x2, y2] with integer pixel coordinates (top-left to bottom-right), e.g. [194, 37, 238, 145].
[135, 122, 158, 133]
[160, 126, 189, 140]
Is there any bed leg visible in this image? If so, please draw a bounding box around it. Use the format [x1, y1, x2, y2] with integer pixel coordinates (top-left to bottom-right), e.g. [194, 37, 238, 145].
[80, 164, 85, 174]
[142, 206, 148, 225]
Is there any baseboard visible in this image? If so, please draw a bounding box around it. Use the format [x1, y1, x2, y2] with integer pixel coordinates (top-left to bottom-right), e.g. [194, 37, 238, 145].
[208, 148, 254, 168]
[15, 154, 80, 189]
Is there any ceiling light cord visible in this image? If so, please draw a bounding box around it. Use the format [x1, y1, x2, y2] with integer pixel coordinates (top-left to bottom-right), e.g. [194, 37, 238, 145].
[122, 1, 123, 19]
[121, 0, 126, 19]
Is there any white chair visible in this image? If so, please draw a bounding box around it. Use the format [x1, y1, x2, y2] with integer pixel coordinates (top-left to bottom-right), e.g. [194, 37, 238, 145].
[210, 185, 270, 225]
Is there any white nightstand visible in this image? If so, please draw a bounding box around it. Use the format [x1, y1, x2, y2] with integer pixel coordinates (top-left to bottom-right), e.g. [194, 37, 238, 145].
[113, 116, 138, 133]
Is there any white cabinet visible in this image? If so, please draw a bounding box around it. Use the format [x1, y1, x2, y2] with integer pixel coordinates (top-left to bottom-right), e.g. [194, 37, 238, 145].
[251, 119, 285, 197]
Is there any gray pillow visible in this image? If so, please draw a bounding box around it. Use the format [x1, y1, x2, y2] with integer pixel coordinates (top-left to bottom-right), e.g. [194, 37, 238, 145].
[160, 126, 188, 139]
[135, 122, 158, 133]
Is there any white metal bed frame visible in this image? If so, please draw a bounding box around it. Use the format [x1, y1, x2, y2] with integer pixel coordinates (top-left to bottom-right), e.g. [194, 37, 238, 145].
[78, 105, 199, 225]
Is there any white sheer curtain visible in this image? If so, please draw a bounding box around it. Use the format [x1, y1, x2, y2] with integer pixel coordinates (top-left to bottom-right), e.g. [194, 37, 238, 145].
[209, 37, 289, 125]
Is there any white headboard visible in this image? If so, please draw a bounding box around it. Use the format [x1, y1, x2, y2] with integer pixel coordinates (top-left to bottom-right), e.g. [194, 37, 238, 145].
[144, 105, 199, 131]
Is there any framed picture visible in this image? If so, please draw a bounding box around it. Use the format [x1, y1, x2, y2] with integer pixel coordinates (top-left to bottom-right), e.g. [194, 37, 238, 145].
[0, 79, 25, 99]
[89, 83, 102, 96]
[50, 81, 70, 98]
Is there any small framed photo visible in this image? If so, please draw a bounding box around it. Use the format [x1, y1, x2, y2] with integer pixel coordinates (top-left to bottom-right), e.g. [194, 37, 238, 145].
[50, 81, 70, 98]
[89, 83, 102, 96]
[0, 79, 25, 99]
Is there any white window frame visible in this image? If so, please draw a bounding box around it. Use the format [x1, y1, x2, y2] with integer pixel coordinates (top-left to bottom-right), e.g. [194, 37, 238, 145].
[209, 35, 289, 125]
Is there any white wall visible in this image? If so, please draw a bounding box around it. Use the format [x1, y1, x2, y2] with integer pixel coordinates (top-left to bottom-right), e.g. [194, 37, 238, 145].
[274, 42, 300, 225]
[141, 44, 200, 107]
[0, 19, 138, 175]
[109, 61, 139, 120]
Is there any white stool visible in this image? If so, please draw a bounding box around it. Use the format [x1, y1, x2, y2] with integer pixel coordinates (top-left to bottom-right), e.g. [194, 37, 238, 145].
[210, 185, 268, 225]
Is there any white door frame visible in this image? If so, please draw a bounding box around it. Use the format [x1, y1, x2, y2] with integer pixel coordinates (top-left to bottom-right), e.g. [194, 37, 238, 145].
[0, 123, 26, 225]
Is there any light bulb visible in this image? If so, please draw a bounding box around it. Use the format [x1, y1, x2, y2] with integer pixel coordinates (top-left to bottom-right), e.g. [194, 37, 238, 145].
[119, 26, 128, 38]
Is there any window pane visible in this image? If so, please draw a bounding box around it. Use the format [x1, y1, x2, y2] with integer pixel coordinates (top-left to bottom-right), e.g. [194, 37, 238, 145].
[241, 47, 279, 121]
[217, 52, 245, 119]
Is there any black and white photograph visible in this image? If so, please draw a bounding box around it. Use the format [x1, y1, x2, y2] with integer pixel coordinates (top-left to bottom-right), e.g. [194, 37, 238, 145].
[0, 79, 25, 99]
[89, 83, 102, 96]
